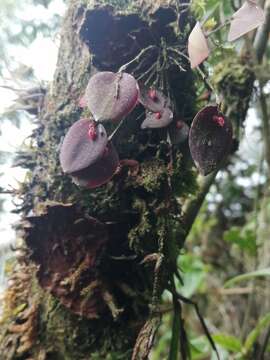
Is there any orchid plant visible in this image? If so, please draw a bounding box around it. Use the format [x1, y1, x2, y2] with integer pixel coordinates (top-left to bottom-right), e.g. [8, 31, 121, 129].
[59, 0, 265, 188]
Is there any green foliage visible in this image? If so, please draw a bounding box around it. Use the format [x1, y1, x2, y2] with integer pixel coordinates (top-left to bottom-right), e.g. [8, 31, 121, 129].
[243, 313, 270, 353]
[210, 313, 270, 358]
[224, 226, 257, 256]
[176, 254, 209, 298]
[190, 336, 211, 360]
[212, 334, 242, 353]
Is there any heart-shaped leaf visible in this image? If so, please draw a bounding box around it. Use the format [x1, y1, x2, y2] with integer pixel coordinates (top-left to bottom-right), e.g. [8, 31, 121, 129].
[169, 120, 189, 145]
[189, 105, 233, 175]
[141, 108, 173, 129]
[228, 1, 265, 42]
[188, 22, 210, 69]
[60, 119, 108, 174]
[138, 85, 168, 112]
[72, 142, 119, 189]
[85, 71, 139, 122]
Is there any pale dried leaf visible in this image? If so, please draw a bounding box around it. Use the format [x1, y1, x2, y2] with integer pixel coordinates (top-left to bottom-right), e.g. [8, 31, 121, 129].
[228, 1, 265, 42]
[188, 22, 210, 69]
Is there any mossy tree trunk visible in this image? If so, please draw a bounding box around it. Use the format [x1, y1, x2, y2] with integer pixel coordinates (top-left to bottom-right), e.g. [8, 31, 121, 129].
[0, 1, 257, 359]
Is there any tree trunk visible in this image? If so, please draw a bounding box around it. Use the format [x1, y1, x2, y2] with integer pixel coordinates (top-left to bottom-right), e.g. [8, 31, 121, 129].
[0, 1, 197, 359]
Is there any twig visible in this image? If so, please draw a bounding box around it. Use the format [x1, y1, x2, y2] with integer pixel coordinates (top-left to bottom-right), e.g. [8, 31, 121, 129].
[218, 287, 253, 296]
[196, 67, 219, 103]
[118, 45, 156, 73]
[206, 19, 231, 38]
[259, 83, 270, 173]
[168, 55, 187, 72]
[168, 47, 189, 62]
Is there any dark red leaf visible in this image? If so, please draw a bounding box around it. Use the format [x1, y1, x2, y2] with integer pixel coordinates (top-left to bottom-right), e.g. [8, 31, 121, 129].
[189, 105, 233, 175]
[141, 108, 173, 129]
[85, 71, 139, 122]
[72, 142, 119, 189]
[60, 119, 107, 174]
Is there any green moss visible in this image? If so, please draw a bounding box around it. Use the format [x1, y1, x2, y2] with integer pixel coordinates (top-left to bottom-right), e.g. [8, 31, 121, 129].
[128, 197, 156, 253]
[171, 152, 198, 198]
[213, 57, 255, 139]
[38, 290, 139, 359]
[139, 159, 168, 193]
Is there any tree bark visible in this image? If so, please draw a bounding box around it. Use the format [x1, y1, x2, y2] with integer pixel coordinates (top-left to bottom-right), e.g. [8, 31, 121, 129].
[0, 1, 197, 359]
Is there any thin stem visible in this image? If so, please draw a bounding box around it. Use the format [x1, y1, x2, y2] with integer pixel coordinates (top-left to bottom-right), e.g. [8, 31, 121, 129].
[168, 55, 187, 72]
[196, 67, 213, 92]
[169, 286, 220, 360]
[182, 171, 218, 236]
[206, 19, 231, 38]
[145, 70, 157, 86]
[108, 118, 126, 141]
[259, 82, 270, 173]
[118, 45, 156, 73]
[168, 47, 189, 62]
[136, 61, 157, 81]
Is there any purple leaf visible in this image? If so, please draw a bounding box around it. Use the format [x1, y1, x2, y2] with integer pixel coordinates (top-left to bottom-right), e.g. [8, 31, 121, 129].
[169, 120, 189, 145]
[60, 119, 108, 174]
[141, 108, 173, 129]
[188, 22, 210, 69]
[138, 85, 168, 112]
[85, 71, 139, 122]
[71, 142, 119, 189]
[228, 1, 265, 42]
[189, 105, 233, 175]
